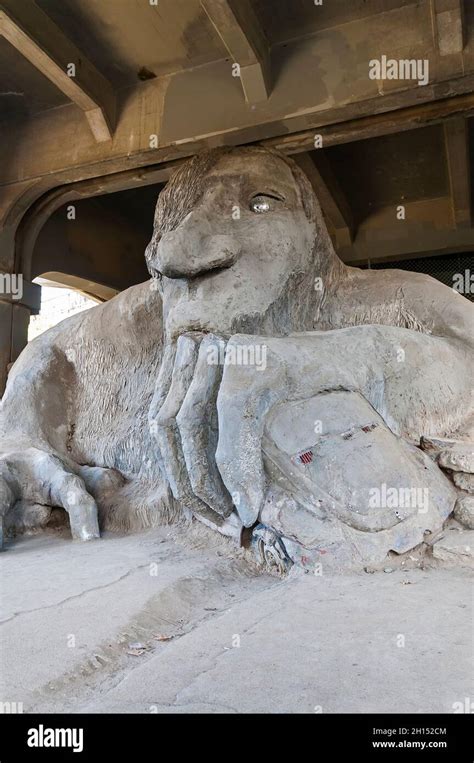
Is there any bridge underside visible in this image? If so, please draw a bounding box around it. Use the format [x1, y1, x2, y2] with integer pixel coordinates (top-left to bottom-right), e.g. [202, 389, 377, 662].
[0, 0, 473, 392]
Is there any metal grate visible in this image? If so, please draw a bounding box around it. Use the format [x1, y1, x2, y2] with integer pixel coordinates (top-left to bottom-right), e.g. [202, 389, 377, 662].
[295, 450, 313, 465]
[363, 252, 474, 302]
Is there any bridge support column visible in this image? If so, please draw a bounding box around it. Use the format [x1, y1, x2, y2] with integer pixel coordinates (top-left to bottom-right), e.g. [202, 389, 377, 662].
[0, 278, 41, 396]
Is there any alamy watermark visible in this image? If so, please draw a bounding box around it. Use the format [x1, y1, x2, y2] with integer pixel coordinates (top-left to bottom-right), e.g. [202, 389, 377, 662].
[0, 701, 23, 713]
[452, 697, 473, 713]
[369, 55, 429, 87]
[207, 342, 267, 371]
[0, 273, 23, 301]
[452, 269, 473, 295]
[27, 725, 83, 753]
[369, 482, 429, 513]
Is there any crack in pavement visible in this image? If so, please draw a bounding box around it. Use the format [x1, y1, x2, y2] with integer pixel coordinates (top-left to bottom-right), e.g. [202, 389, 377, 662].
[0, 562, 154, 624]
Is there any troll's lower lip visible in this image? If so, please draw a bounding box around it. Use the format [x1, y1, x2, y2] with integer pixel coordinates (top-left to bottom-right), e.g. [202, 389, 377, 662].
[192, 262, 234, 283]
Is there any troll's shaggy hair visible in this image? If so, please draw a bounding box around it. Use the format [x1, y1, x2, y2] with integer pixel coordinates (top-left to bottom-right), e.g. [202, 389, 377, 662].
[145, 145, 321, 276]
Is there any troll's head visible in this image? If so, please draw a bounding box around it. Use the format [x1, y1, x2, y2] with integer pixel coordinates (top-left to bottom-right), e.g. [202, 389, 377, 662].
[145, 146, 343, 340]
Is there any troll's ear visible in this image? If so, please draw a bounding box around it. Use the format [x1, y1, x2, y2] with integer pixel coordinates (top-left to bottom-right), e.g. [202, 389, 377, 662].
[287, 160, 318, 225]
[282, 153, 338, 256]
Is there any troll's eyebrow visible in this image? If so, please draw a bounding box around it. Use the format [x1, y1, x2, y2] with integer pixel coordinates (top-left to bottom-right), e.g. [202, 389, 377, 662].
[205, 171, 297, 204]
[251, 190, 285, 201]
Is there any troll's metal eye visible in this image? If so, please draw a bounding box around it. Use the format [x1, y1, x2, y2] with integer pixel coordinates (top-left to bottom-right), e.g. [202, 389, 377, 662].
[250, 195, 272, 213]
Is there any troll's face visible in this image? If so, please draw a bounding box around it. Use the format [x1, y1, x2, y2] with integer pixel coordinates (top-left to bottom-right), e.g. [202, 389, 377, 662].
[146, 147, 321, 339]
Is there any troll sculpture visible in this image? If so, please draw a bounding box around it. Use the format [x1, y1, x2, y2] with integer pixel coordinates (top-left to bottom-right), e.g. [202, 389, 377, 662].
[0, 147, 473, 571]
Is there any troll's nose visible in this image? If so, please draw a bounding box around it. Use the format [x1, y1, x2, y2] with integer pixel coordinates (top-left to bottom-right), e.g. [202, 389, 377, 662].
[154, 213, 241, 278]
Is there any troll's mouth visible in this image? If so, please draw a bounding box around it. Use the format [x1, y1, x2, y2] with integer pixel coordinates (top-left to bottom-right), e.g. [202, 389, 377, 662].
[165, 255, 236, 282]
[189, 261, 235, 283]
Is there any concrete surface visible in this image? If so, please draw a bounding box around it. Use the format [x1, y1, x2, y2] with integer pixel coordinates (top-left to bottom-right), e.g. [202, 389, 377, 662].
[0, 525, 473, 714]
